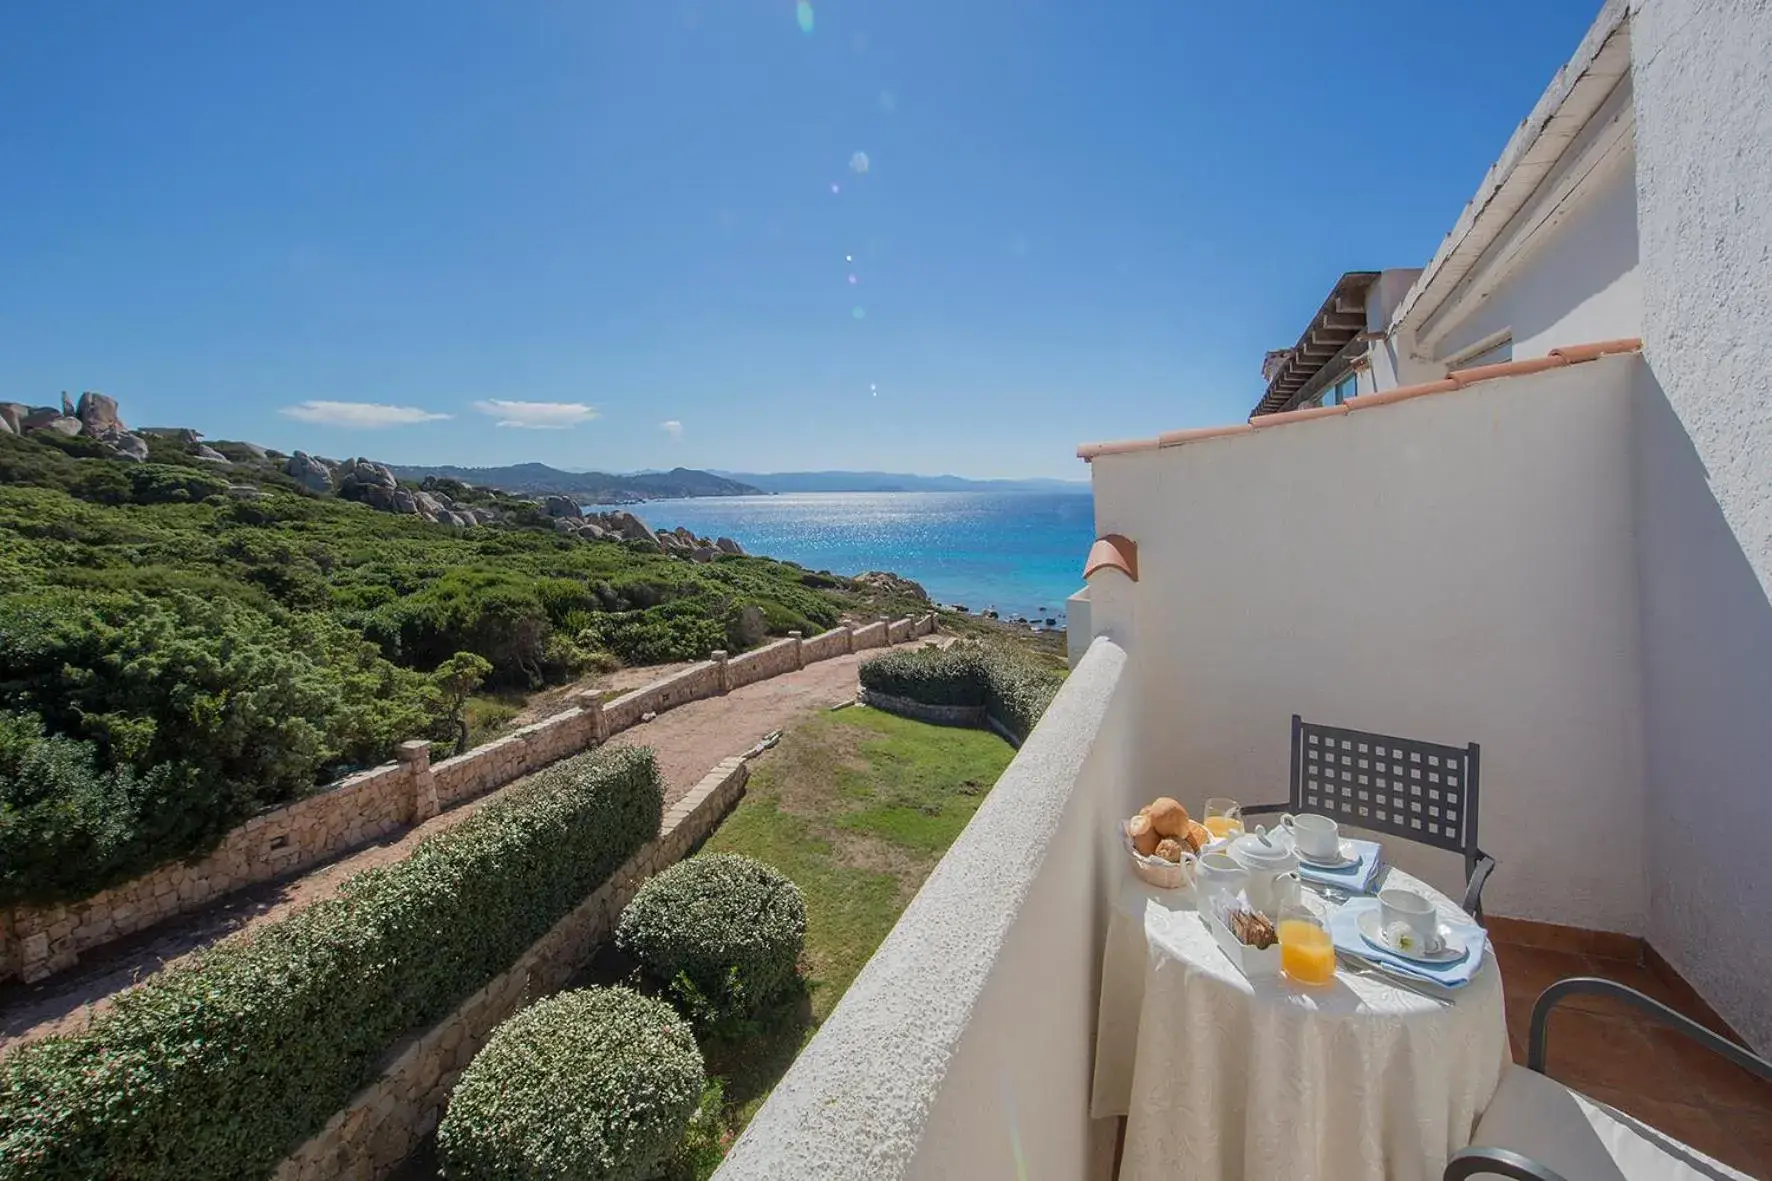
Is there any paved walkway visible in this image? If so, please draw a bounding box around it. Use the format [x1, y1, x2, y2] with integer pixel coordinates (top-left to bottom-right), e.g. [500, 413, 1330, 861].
[0, 639, 935, 1052]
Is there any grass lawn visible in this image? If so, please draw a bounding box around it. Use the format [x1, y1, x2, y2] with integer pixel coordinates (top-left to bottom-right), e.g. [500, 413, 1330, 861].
[690, 704, 1016, 1157]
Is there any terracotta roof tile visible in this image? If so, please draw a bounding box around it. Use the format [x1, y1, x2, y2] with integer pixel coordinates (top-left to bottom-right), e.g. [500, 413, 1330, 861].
[1250, 402, 1349, 428]
[1157, 423, 1253, 447]
[1549, 337, 1642, 363]
[1076, 337, 1643, 461]
[1083, 534, 1138, 582]
[1343, 378, 1460, 410]
[1447, 354, 1569, 384]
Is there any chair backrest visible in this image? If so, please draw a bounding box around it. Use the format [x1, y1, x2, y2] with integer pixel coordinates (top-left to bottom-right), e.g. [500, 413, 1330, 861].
[1290, 715, 1482, 860]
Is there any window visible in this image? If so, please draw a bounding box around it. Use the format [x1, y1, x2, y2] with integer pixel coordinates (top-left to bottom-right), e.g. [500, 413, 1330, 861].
[1451, 334, 1513, 370]
[1305, 371, 1361, 409]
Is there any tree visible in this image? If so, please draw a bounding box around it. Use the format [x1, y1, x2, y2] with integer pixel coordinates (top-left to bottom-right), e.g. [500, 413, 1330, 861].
[433, 652, 493, 755]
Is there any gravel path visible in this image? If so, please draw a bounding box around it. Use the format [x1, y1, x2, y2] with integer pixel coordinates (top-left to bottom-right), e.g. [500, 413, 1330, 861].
[0, 638, 938, 1052]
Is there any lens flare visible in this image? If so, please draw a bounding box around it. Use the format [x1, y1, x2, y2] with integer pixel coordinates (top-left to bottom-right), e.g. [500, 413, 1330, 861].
[850, 151, 870, 174]
[830, 182, 840, 195]
[851, 306, 866, 320]
[847, 274, 859, 285]
[795, 1, 814, 34]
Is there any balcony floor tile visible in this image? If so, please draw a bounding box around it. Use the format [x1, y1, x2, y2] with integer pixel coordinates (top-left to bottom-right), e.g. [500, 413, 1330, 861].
[1495, 937, 1772, 1178]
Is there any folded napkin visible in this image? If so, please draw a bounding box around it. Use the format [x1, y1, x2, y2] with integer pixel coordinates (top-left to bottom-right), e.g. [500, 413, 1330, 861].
[1296, 838, 1385, 894]
[1327, 898, 1488, 989]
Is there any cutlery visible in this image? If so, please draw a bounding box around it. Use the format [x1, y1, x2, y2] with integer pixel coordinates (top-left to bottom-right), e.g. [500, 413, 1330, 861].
[1335, 950, 1453, 1007]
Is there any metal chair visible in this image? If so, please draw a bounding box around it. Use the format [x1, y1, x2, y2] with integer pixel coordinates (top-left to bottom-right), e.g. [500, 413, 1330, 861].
[1243, 715, 1496, 918]
[1445, 977, 1772, 1179]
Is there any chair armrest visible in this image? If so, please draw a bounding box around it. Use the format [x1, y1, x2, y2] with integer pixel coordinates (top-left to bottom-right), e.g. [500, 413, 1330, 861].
[1240, 803, 1287, 816]
[1529, 977, 1772, 1080]
[1461, 852, 1496, 919]
[1443, 1146, 1570, 1181]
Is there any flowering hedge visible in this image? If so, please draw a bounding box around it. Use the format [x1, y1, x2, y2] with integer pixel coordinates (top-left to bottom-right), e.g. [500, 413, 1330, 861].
[617, 853, 806, 1030]
[437, 987, 705, 1181]
[0, 745, 662, 1181]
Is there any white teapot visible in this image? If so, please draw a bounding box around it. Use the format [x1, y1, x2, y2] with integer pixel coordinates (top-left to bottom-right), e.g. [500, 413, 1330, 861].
[1227, 828, 1304, 915]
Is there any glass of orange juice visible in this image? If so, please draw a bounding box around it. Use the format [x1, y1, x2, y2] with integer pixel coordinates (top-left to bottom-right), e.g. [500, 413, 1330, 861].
[1278, 906, 1336, 987]
[1202, 798, 1244, 842]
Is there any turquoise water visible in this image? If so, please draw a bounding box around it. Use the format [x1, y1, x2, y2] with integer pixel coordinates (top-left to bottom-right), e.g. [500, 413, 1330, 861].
[616, 492, 1096, 623]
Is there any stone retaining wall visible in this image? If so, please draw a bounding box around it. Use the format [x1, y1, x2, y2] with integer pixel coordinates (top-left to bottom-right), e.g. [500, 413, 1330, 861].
[851, 620, 889, 650]
[801, 625, 852, 664]
[604, 661, 721, 733]
[273, 757, 752, 1181]
[0, 616, 930, 984]
[728, 637, 801, 690]
[887, 617, 914, 644]
[858, 689, 987, 728]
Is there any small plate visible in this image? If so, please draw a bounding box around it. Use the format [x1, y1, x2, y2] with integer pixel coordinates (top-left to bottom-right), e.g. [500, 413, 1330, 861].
[1356, 908, 1466, 964]
[1297, 840, 1358, 869]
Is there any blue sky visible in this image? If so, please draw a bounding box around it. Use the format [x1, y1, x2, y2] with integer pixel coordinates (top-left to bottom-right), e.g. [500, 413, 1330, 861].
[0, 1, 1603, 479]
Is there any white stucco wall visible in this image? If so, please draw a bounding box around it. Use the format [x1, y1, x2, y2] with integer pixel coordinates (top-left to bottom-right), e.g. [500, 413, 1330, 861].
[714, 638, 1131, 1181]
[1629, 0, 1772, 1053]
[1092, 357, 1648, 933]
[1430, 144, 1642, 365]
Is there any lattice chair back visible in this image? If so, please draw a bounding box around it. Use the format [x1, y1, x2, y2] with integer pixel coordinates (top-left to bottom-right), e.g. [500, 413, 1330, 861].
[1291, 715, 1485, 884]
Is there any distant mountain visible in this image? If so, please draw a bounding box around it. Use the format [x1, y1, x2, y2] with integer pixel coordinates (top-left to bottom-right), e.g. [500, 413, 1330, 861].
[387, 463, 762, 502]
[714, 470, 1090, 494]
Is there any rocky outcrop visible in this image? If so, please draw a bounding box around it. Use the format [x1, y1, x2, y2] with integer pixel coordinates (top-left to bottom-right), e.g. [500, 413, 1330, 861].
[715, 536, 744, 555]
[285, 452, 335, 494]
[854, 571, 931, 602]
[140, 427, 203, 444]
[0, 404, 25, 433]
[39, 416, 84, 437]
[542, 495, 581, 519]
[191, 444, 231, 464]
[61, 392, 76, 416]
[74, 392, 124, 440]
[0, 415, 11, 435]
[341, 458, 397, 491]
[111, 434, 150, 463]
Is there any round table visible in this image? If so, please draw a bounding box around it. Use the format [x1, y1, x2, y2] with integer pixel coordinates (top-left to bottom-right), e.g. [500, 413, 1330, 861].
[1091, 865, 1508, 1181]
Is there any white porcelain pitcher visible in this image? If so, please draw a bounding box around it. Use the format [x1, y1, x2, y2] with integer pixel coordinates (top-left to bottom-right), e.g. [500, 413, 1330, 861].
[1227, 828, 1303, 915]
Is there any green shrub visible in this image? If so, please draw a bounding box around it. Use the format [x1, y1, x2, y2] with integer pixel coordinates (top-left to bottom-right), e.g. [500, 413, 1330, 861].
[859, 642, 1062, 742]
[437, 987, 704, 1181]
[0, 589, 437, 903]
[582, 603, 729, 666]
[617, 853, 805, 1030]
[0, 712, 196, 904]
[0, 745, 663, 1180]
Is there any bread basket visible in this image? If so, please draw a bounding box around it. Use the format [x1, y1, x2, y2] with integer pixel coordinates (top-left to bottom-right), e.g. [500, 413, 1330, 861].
[1121, 820, 1197, 890]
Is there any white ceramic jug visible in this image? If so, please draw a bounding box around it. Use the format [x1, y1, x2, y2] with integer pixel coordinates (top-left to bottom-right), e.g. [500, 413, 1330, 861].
[1227, 828, 1303, 915]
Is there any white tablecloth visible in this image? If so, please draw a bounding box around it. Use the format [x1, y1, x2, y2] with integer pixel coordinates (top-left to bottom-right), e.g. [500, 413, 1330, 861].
[1091, 866, 1508, 1181]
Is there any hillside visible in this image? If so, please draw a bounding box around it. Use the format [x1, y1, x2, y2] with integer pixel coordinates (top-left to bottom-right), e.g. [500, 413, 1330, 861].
[717, 470, 1089, 494]
[387, 462, 762, 502]
[0, 402, 926, 910]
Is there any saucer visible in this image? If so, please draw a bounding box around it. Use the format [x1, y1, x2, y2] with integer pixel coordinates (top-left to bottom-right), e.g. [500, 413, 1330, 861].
[1356, 908, 1466, 964]
[1296, 840, 1358, 869]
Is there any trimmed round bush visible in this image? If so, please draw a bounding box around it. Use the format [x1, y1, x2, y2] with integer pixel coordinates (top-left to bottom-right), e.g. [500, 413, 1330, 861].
[438, 987, 704, 1181]
[617, 853, 806, 1027]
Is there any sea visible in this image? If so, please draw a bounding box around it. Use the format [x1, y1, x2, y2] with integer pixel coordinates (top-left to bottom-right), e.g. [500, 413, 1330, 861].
[607, 492, 1097, 625]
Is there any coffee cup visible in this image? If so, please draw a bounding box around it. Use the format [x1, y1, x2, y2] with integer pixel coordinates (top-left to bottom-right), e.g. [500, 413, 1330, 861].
[1281, 812, 1340, 860]
[1378, 888, 1442, 953]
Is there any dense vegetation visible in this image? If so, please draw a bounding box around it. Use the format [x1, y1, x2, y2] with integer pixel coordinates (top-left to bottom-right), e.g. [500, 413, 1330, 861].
[0, 430, 903, 905]
[437, 986, 706, 1181]
[858, 640, 1064, 741]
[617, 854, 807, 1034]
[0, 744, 662, 1181]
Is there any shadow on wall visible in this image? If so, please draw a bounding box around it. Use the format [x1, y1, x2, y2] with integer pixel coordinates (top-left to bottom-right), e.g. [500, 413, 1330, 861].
[1633, 364, 1772, 1054]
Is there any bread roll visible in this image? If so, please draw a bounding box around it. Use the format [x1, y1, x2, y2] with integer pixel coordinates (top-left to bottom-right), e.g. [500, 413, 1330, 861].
[1127, 813, 1161, 857]
[1146, 797, 1190, 838]
[1154, 838, 1186, 864]
[1183, 820, 1212, 853]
